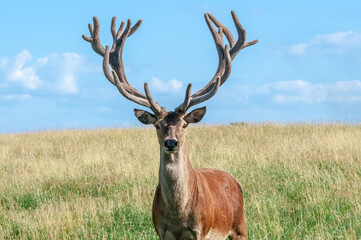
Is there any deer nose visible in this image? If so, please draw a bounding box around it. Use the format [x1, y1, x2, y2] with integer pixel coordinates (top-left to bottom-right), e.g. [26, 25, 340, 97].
[164, 139, 178, 151]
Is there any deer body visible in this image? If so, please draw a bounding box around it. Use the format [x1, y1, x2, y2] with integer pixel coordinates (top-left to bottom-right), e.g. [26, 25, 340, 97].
[83, 10, 257, 239]
[153, 143, 247, 239]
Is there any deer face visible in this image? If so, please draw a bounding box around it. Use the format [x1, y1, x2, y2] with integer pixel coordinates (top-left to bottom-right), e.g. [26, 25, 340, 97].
[134, 107, 206, 154]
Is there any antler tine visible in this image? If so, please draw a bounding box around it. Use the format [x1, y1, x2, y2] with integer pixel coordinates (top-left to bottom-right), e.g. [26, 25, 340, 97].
[111, 17, 117, 42]
[207, 12, 236, 48]
[183, 77, 222, 112]
[176, 83, 192, 113]
[177, 11, 257, 113]
[129, 20, 142, 37]
[110, 17, 122, 52]
[82, 17, 105, 56]
[229, 10, 258, 59]
[114, 19, 132, 55]
[208, 11, 258, 60]
[109, 17, 143, 42]
[115, 21, 125, 42]
[83, 16, 164, 116]
[144, 83, 163, 115]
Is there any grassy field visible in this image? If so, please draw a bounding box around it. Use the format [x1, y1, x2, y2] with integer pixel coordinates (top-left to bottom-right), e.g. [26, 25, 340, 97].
[0, 123, 360, 239]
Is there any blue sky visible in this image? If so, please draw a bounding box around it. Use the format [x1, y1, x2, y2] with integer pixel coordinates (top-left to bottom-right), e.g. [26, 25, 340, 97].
[1, 1, 361, 133]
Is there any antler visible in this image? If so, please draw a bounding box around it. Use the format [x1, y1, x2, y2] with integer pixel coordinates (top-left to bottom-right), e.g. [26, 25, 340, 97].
[176, 11, 258, 113]
[82, 17, 165, 116]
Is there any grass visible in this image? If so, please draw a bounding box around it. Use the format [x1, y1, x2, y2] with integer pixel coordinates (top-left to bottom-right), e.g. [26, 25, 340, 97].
[0, 123, 360, 239]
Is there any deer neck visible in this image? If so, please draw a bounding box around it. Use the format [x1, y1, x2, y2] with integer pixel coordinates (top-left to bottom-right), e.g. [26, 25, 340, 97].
[159, 142, 195, 212]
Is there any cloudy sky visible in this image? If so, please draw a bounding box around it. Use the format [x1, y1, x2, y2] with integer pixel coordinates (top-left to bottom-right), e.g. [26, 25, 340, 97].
[1, 1, 361, 133]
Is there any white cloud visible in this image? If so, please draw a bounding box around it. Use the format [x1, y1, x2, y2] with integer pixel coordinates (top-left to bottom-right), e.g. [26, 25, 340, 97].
[150, 77, 183, 93]
[0, 94, 32, 101]
[0, 58, 9, 69]
[58, 73, 78, 94]
[314, 31, 361, 47]
[54, 52, 86, 94]
[63, 53, 84, 66]
[0, 50, 88, 94]
[287, 31, 361, 56]
[36, 57, 48, 66]
[7, 50, 43, 89]
[97, 107, 112, 113]
[286, 43, 308, 56]
[260, 80, 361, 103]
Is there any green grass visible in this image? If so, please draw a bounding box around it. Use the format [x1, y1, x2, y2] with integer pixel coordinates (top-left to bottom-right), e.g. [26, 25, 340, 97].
[0, 123, 360, 239]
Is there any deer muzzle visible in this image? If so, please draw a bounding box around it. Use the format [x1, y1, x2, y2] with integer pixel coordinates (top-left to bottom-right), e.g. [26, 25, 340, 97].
[164, 139, 178, 153]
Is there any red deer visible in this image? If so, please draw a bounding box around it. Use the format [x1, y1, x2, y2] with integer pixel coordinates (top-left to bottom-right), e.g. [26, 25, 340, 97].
[83, 10, 257, 240]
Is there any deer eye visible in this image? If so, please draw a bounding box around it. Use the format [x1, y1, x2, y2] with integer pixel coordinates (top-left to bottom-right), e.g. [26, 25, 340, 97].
[154, 124, 160, 129]
[183, 123, 188, 128]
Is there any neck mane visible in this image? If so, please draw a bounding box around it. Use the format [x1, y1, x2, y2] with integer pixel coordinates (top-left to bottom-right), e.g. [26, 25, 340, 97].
[158, 142, 196, 212]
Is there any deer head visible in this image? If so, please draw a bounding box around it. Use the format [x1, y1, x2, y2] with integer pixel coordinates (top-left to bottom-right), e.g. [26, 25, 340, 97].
[82, 11, 258, 154]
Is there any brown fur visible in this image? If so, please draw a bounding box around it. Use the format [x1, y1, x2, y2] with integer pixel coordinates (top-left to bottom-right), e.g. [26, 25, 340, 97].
[153, 168, 247, 239]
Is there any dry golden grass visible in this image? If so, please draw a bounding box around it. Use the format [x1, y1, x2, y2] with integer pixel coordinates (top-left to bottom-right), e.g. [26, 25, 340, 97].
[0, 123, 360, 239]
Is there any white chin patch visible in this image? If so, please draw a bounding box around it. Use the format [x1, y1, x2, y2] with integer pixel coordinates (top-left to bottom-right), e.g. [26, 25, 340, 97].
[165, 150, 176, 154]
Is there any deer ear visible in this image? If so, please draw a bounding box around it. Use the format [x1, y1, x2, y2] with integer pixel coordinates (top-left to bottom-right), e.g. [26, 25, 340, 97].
[134, 109, 157, 125]
[184, 107, 206, 124]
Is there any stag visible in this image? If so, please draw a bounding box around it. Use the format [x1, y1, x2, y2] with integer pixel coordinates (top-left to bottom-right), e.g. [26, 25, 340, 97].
[83, 11, 257, 240]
